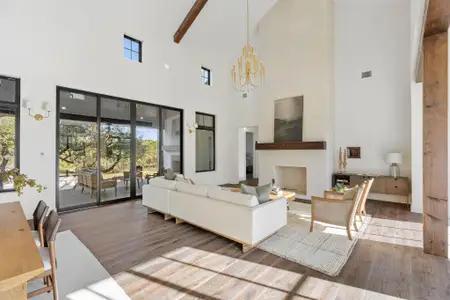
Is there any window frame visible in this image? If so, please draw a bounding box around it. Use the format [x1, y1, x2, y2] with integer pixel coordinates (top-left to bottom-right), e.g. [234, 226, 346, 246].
[201, 67, 211, 86]
[0, 75, 21, 193]
[124, 35, 142, 63]
[195, 112, 215, 173]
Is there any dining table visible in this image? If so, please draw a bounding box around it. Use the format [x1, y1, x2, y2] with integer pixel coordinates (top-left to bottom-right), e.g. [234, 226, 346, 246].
[0, 202, 44, 300]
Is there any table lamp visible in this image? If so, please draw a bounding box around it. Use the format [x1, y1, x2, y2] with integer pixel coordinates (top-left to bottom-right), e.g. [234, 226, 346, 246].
[386, 152, 402, 178]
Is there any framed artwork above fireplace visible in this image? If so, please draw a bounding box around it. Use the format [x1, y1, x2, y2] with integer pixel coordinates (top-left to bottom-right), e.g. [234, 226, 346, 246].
[274, 95, 304, 142]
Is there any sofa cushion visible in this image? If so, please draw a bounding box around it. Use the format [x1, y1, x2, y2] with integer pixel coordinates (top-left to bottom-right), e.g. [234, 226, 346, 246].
[208, 186, 258, 207]
[176, 182, 208, 197]
[241, 183, 272, 204]
[149, 177, 177, 190]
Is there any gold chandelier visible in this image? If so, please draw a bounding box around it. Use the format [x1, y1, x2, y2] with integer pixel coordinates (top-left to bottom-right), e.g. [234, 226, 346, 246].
[232, 0, 265, 93]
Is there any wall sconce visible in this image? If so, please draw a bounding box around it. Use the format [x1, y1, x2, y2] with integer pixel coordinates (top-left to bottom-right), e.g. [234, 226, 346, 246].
[187, 122, 198, 134]
[23, 100, 51, 121]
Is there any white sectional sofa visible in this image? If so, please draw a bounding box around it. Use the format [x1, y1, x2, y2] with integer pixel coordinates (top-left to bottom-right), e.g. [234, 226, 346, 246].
[142, 177, 287, 252]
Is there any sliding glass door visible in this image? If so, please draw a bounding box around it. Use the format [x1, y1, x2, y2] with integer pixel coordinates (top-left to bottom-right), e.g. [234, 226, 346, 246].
[136, 104, 159, 195]
[58, 91, 98, 210]
[57, 87, 183, 212]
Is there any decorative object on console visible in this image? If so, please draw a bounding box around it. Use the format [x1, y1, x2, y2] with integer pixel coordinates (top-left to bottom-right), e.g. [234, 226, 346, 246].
[386, 152, 402, 178]
[22, 99, 51, 121]
[347, 147, 361, 159]
[338, 147, 343, 172]
[274, 96, 304, 142]
[343, 148, 348, 172]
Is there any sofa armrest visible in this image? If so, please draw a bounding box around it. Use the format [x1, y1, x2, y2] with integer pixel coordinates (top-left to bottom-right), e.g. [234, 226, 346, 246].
[250, 197, 287, 245]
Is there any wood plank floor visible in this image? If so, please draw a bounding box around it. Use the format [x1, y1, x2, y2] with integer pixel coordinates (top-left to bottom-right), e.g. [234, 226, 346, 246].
[59, 200, 450, 300]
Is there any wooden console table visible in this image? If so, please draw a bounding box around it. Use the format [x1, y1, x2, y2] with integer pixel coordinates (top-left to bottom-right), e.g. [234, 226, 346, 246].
[332, 173, 410, 204]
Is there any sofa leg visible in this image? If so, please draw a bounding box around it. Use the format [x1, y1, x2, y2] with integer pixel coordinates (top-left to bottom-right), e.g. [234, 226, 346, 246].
[242, 244, 253, 253]
[164, 214, 174, 221]
[175, 218, 185, 225]
[147, 208, 156, 214]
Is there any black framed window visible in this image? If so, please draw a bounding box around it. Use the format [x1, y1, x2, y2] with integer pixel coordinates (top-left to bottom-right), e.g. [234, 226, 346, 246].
[195, 112, 215, 172]
[201, 67, 211, 85]
[0, 75, 20, 192]
[124, 35, 142, 62]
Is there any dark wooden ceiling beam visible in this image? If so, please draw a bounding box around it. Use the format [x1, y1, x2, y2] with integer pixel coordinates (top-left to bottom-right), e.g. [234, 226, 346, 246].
[425, 0, 450, 36]
[173, 0, 208, 44]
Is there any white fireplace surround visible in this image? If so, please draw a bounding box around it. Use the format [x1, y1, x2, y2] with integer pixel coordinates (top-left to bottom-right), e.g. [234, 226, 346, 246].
[258, 150, 331, 200]
[275, 166, 307, 195]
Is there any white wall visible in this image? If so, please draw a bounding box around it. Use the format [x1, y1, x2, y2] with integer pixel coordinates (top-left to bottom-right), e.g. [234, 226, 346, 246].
[255, 0, 335, 197]
[334, 0, 412, 178]
[410, 0, 427, 214]
[0, 0, 253, 217]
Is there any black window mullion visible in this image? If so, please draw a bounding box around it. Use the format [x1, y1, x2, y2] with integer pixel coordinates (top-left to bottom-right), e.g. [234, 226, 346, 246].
[130, 103, 136, 197]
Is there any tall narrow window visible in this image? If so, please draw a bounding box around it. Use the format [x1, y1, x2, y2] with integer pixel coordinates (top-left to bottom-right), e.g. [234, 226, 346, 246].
[196, 112, 215, 172]
[124, 35, 142, 62]
[201, 67, 211, 85]
[0, 76, 20, 192]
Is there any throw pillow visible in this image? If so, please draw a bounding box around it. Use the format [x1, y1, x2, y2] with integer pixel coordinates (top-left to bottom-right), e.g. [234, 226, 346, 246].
[256, 183, 272, 203]
[164, 168, 177, 180]
[241, 183, 272, 204]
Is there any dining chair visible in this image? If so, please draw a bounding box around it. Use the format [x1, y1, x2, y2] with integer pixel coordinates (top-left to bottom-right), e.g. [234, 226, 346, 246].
[28, 210, 62, 300]
[310, 182, 366, 240]
[30, 200, 49, 247]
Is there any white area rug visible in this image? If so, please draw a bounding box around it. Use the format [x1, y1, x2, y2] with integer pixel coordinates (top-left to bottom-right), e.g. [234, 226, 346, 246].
[258, 202, 371, 277]
[29, 230, 130, 300]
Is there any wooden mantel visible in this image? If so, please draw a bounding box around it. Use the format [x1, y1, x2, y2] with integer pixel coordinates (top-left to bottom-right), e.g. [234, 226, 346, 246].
[255, 141, 327, 150]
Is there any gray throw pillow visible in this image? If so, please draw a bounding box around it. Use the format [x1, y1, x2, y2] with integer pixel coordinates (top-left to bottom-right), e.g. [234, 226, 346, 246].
[164, 168, 177, 180]
[241, 183, 272, 204]
[256, 183, 272, 204]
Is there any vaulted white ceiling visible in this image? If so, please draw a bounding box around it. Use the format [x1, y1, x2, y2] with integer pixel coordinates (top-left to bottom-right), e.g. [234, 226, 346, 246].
[168, 0, 279, 49]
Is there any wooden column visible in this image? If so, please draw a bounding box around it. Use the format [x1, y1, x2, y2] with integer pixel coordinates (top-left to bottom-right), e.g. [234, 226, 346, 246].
[423, 32, 448, 257]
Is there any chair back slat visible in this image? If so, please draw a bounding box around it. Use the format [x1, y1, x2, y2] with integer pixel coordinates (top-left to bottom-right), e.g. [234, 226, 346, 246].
[33, 200, 49, 230]
[44, 210, 62, 247]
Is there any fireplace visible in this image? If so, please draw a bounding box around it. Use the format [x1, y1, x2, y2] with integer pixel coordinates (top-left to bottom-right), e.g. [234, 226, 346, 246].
[275, 166, 307, 196]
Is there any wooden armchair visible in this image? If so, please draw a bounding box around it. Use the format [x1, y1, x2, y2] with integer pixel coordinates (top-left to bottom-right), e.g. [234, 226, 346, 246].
[86, 173, 117, 198]
[310, 183, 366, 240]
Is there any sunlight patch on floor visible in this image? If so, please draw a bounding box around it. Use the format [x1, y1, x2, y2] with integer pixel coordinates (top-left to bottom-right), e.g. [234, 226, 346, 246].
[113, 245, 409, 299]
[359, 217, 423, 248]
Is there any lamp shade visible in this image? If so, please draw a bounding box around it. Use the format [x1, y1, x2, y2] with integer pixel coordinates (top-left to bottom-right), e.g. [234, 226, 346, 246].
[386, 152, 402, 165]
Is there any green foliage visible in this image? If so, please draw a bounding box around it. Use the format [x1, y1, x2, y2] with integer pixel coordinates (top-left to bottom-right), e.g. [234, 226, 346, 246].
[0, 114, 15, 171]
[332, 183, 346, 193]
[59, 122, 158, 176]
[1, 168, 45, 196]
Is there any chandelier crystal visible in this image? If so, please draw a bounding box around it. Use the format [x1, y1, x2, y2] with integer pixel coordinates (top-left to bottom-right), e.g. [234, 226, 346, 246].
[232, 0, 265, 93]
